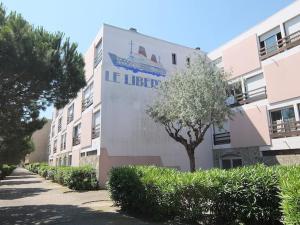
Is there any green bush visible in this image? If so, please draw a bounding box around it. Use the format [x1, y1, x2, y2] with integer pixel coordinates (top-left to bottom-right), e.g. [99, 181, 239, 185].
[109, 165, 300, 224]
[0, 164, 16, 179]
[26, 163, 98, 191]
[279, 166, 300, 225]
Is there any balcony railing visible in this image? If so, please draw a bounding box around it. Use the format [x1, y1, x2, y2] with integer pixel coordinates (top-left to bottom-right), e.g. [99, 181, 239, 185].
[82, 95, 93, 111]
[60, 142, 66, 151]
[67, 115, 74, 124]
[72, 135, 81, 146]
[227, 86, 267, 107]
[259, 30, 300, 60]
[58, 124, 62, 132]
[214, 132, 231, 145]
[92, 125, 100, 139]
[269, 120, 300, 139]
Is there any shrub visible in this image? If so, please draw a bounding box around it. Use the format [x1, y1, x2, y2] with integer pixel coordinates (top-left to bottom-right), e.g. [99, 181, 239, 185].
[108, 165, 300, 224]
[26, 163, 98, 191]
[213, 165, 281, 225]
[0, 164, 16, 179]
[279, 166, 300, 225]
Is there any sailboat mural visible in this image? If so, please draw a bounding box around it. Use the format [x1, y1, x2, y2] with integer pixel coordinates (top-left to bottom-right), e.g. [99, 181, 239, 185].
[108, 41, 167, 77]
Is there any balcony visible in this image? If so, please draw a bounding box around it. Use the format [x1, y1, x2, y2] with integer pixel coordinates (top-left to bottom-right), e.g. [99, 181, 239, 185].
[82, 95, 93, 111]
[58, 124, 62, 132]
[227, 86, 267, 107]
[92, 125, 100, 139]
[269, 120, 300, 139]
[259, 30, 300, 60]
[72, 135, 81, 146]
[67, 115, 74, 124]
[214, 132, 231, 145]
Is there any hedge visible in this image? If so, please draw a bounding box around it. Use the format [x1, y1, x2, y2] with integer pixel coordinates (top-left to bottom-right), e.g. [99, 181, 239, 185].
[26, 163, 98, 191]
[278, 166, 300, 225]
[108, 164, 300, 225]
[0, 164, 16, 179]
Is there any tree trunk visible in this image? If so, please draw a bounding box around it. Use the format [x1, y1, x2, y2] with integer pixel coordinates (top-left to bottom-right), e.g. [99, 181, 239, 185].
[187, 147, 196, 172]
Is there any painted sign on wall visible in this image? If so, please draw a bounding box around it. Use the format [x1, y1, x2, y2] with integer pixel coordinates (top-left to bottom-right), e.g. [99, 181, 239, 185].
[105, 41, 165, 89]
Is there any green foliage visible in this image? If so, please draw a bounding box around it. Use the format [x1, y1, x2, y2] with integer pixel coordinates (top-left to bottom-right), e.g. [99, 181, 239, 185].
[109, 165, 300, 224]
[278, 166, 300, 225]
[0, 3, 86, 165]
[0, 164, 16, 179]
[26, 163, 98, 191]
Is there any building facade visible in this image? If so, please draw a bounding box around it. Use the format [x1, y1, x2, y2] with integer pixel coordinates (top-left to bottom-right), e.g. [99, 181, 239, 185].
[25, 120, 51, 164]
[49, 24, 213, 185]
[208, 0, 300, 169]
[49, 1, 300, 184]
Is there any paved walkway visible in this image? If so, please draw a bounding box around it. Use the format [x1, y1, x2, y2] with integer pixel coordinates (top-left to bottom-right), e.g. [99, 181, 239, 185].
[0, 167, 167, 225]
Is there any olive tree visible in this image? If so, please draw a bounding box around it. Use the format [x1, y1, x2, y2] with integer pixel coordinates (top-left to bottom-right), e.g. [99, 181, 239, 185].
[147, 56, 231, 172]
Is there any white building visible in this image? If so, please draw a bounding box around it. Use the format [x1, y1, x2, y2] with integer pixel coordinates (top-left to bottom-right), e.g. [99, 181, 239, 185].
[49, 24, 213, 185]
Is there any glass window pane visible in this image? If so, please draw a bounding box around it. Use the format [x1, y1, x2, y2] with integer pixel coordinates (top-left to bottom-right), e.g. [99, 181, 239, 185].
[265, 35, 277, 53]
[232, 159, 242, 168]
[222, 159, 231, 169]
[282, 107, 295, 121]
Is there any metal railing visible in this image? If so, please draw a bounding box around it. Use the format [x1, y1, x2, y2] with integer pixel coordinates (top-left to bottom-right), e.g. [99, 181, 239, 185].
[213, 132, 231, 145]
[269, 120, 300, 139]
[227, 86, 267, 107]
[82, 95, 93, 111]
[92, 125, 100, 139]
[72, 135, 81, 146]
[259, 30, 300, 60]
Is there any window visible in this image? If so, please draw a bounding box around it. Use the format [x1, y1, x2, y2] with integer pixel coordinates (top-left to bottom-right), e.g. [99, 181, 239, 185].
[67, 104, 74, 124]
[270, 107, 295, 124]
[259, 27, 282, 56]
[221, 156, 242, 169]
[92, 110, 100, 139]
[58, 117, 62, 133]
[72, 123, 81, 146]
[80, 152, 86, 157]
[172, 53, 177, 65]
[53, 140, 57, 153]
[60, 133, 66, 151]
[270, 106, 297, 138]
[87, 150, 97, 156]
[51, 124, 55, 137]
[213, 121, 230, 145]
[186, 57, 190, 66]
[68, 155, 72, 166]
[226, 81, 243, 106]
[94, 39, 102, 67]
[284, 15, 300, 36]
[244, 73, 267, 101]
[82, 83, 93, 111]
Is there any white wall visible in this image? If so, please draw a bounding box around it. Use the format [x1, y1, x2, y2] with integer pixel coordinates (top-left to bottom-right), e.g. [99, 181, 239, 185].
[100, 24, 213, 170]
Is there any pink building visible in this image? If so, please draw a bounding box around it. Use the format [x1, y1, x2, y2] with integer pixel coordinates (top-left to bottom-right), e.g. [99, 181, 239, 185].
[208, 0, 300, 168]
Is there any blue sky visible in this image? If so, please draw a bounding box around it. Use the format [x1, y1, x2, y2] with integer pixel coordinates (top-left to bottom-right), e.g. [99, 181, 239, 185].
[1, 0, 294, 119]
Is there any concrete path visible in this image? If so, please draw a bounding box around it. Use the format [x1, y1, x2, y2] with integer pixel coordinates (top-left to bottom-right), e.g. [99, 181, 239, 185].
[0, 167, 169, 225]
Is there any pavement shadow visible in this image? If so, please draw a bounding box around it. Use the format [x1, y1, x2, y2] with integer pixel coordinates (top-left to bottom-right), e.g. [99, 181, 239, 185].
[0, 180, 42, 186]
[0, 204, 169, 225]
[0, 187, 49, 200]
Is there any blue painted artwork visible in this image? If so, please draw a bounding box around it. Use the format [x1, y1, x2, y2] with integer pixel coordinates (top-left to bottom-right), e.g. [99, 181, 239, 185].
[109, 41, 166, 77]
